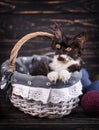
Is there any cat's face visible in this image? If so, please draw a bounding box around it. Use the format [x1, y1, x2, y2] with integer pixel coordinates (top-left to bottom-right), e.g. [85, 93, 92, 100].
[51, 24, 86, 62]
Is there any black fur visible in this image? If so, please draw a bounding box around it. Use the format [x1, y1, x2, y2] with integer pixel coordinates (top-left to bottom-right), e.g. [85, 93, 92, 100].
[30, 23, 86, 76]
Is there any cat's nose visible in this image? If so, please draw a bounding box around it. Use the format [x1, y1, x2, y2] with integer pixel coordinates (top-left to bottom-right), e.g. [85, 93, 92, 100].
[57, 55, 71, 62]
[57, 55, 66, 62]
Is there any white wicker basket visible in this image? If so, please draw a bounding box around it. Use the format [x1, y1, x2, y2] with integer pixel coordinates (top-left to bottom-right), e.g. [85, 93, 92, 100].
[0, 32, 82, 118]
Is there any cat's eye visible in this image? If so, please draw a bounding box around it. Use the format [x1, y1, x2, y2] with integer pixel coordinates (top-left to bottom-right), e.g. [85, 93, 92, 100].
[56, 44, 61, 49]
[65, 47, 72, 52]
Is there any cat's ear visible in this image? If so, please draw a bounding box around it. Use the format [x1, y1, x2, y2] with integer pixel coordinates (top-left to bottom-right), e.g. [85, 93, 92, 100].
[51, 23, 63, 43]
[74, 32, 87, 48]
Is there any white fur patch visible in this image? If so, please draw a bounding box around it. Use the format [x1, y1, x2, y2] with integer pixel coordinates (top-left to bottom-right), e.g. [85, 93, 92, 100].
[47, 55, 80, 82]
[59, 70, 71, 83]
[47, 71, 58, 82]
[49, 55, 80, 72]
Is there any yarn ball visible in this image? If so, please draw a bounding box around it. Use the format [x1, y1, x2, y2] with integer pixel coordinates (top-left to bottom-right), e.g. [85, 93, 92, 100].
[86, 81, 99, 92]
[81, 91, 99, 116]
[80, 68, 92, 92]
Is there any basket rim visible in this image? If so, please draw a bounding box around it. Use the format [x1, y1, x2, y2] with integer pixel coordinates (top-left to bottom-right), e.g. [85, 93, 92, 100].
[1, 55, 82, 89]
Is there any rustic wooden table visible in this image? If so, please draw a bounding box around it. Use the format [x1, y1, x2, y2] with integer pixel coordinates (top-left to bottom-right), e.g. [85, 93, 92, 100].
[0, 91, 99, 130]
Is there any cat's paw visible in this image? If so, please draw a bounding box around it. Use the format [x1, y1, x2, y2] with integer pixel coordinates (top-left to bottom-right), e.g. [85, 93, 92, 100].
[59, 70, 71, 83]
[47, 71, 58, 82]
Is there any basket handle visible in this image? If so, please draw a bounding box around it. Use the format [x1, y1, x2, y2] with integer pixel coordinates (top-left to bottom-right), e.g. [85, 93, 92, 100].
[8, 32, 54, 71]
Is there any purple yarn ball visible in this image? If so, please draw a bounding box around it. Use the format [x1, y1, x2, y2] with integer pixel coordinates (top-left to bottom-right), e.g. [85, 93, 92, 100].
[81, 91, 99, 116]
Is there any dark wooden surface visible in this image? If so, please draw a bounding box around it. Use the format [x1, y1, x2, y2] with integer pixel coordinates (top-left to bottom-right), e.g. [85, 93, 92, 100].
[0, 0, 99, 129]
[0, 90, 99, 130]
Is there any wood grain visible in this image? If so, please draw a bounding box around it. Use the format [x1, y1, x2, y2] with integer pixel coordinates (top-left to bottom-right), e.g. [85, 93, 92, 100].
[0, 0, 99, 129]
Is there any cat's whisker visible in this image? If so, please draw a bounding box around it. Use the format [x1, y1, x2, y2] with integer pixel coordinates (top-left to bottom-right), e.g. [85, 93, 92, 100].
[57, 54, 72, 63]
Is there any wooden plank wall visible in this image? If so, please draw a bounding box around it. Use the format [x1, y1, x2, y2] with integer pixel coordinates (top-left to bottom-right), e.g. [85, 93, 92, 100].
[0, 1, 99, 129]
[0, 0, 99, 77]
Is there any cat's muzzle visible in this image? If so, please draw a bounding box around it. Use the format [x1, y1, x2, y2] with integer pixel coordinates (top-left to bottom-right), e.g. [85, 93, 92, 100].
[57, 55, 72, 63]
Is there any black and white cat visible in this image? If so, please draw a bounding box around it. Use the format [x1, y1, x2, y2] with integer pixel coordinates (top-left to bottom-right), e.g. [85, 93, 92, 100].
[30, 23, 86, 83]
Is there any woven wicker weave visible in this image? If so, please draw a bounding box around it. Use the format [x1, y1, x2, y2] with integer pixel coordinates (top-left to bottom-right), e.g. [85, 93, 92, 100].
[0, 32, 82, 118]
